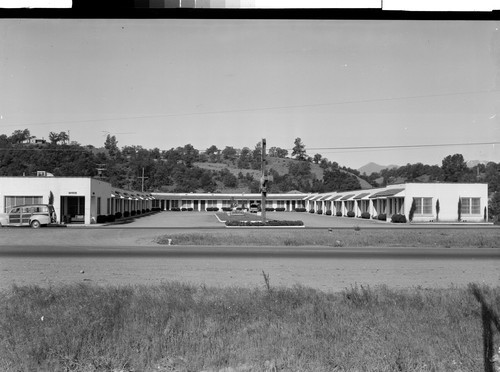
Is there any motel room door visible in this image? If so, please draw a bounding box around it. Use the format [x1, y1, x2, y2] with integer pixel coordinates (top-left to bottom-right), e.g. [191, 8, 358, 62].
[61, 196, 85, 223]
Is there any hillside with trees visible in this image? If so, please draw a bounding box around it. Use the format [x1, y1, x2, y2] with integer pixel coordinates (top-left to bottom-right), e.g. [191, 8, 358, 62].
[1, 129, 499, 219]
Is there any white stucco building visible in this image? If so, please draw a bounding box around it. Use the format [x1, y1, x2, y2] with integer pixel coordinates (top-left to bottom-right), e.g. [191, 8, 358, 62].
[0, 175, 489, 224]
[0, 176, 154, 224]
[152, 183, 489, 223]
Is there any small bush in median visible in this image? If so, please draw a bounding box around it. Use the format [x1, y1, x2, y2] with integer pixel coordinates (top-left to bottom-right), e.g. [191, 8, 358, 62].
[391, 214, 407, 223]
[225, 220, 304, 227]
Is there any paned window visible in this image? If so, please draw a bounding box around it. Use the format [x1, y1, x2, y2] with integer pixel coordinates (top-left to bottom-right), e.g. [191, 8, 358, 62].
[4, 196, 43, 212]
[413, 197, 432, 215]
[461, 197, 481, 215]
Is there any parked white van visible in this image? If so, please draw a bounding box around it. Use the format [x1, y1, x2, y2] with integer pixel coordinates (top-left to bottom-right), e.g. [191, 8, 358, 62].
[0, 204, 57, 228]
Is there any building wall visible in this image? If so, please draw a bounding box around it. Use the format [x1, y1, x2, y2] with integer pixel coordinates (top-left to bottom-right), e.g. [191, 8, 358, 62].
[404, 183, 488, 222]
[0, 177, 93, 224]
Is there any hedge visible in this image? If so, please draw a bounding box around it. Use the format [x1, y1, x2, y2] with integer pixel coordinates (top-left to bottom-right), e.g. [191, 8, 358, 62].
[123, 211, 130, 218]
[347, 211, 355, 218]
[151, 207, 161, 212]
[206, 207, 219, 212]
[181, 208, 187, 211]
[96, 215, 107, 224]
[187, 208, 194, 211]
[325, 210, 332, 215]
[131, 211, 136, 216]
[391, 214, 407, 223]
[361, 212, 370, 219]
[275, 207, 286, 212]
[294, 207, 307, 212]
[171, 207, 181, 212]
[107, 214, 116, 223]
[222, 207, 232, 212]
[265, 207, 275, 212]
[316, 209, 323, 215]
[336, 211, 342, 217]
[378, 214, 387, 221]
[225, 220, 304, 227]
[136, 210, 141, 215]
[115, 212, 122, 219]
[309, 209, 315, 213]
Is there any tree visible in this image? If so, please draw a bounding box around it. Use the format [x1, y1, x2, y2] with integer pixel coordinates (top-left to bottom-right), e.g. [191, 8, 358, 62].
[292, 138, 307, 161]
[49, 132, 61, 145]
[205, 145, 219, 162]
[104, 134, 119, 158]
[268, 146, 288, 158]
[181, 144, 199, 167]
[237, 147, 252, 169]
[489, 191, 500, 222]
[441, 154, 470, 182]
[319, 158, 329, 169]
[313, 153, 322, 164]
[251, 142, 262, 170]
[9, 129, 31, 144]
[221, 146, 237, 161]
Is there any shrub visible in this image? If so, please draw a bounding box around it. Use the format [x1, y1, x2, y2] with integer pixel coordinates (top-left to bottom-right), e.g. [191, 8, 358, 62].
[146, 208, 151, 213]
[336, 211, 342, 217]
[96, 215, 107, 224]
[347, 211, 355, 218]
[123, 211, 130, 218]
[361, 212, 370, 219]
[151, 207, 161, 212]
[317, 209, 323, 214]
[222, 207, 232, 212]
[171, 207, 181, 212]
[409, 199, 416, 222]
[142, 209, 146, 214]
[378, 213, 387, 221]
[225, 220, 304, 227]
[309, 209, 315, 213]
[325, 210, 332, 215]
[181, 208, 187, 211]
[107, 214, 116, 223]
[265, 207, 275, 212]
[115, 212, 122, 219]
[131, 210, 136, 216]
[136, 210, 141, 215]
[294, 207, 307, 212]
[275, 207, 286, 212]
[206, 207, 219, 212]
[391, 214, 407, 223]
[188, 208, 194, 211]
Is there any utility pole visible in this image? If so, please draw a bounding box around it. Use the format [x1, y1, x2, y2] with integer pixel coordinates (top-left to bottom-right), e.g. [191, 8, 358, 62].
[260, 138, 267, 223]
[138, 167, 148, 192]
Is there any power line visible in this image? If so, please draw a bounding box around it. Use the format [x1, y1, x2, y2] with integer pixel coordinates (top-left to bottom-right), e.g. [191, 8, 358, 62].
[0, 88, 498, 128]
[287, 141, 499, 153]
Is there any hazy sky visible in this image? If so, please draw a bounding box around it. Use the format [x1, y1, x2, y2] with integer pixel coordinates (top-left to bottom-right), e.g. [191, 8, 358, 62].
[0, 18, 499, 168]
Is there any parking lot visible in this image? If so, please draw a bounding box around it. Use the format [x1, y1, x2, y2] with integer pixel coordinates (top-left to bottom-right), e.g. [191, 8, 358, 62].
[113, 210, 388, 228]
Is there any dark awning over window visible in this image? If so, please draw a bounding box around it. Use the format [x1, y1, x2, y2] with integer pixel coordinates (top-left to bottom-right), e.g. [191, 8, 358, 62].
[353, 192, 371, 200]
[340, 194, 355, 200]
[369, 188, 405, 198]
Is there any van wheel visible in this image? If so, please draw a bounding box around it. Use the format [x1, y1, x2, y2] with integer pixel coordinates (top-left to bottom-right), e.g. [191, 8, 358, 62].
[30, 220, 41, 229]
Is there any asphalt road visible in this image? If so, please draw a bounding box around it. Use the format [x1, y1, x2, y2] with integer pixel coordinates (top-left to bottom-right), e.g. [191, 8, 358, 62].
[1, 245, 499, 259]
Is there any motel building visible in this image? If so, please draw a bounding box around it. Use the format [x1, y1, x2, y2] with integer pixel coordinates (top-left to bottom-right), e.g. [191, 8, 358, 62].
[152, 183, 489, 223]
[0, 176, 154, 225]
[0, 174, 489, 224]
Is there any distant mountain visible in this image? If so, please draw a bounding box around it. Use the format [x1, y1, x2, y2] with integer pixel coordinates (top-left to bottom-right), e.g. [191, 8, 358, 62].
[358, 162, 398, 176]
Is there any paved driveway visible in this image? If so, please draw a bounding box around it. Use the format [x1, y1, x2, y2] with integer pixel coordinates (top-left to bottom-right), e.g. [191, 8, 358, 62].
[119, 211, 385, 228]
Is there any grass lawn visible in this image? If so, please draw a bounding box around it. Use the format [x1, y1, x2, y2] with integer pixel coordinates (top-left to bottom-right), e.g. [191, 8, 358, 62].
[154, 228, 500, 248]
[1, 282, 499, 371]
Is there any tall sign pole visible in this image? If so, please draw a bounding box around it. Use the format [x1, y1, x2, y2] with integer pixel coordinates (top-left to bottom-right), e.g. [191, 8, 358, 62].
[261, 138, 267, 223]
